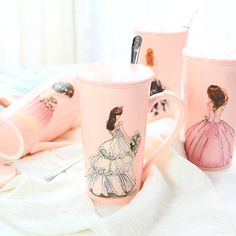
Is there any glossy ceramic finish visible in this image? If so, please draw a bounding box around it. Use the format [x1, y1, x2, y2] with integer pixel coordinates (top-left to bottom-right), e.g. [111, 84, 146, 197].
[0, 76, 80, 160]
[183, 52, 236, 170]
[77, 63, 184, 205]
[135, 26, 188, 96]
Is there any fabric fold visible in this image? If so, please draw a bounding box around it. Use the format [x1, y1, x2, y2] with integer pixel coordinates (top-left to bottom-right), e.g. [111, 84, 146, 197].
[0, 122, 235, 236]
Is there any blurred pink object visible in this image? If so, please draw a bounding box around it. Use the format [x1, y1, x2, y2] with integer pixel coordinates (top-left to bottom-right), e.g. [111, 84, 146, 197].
[135, 25, 188, 96]
[77, 63, 184, 205]
[183, 50, 236, 170]
[0, 76, 80, 160]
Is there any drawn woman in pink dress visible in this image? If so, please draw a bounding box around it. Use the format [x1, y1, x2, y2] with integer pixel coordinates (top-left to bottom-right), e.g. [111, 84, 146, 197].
[185, 85, 235, 170]
[87, 106, 141, 198]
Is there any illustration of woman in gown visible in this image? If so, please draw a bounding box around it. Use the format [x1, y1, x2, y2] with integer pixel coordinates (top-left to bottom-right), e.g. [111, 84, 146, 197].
[87, 106, 141, 198]
[15, 81, 75, 132]
[185, 85, 235, 170]
[146, 48, 168, 116]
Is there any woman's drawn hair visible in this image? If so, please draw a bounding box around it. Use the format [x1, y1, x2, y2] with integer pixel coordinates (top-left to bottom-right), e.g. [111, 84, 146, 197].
[52, 81, 74, 98]
[207, 85, 228, 110]
[145, 48, 154, 67]
[106, 106, 123, 131]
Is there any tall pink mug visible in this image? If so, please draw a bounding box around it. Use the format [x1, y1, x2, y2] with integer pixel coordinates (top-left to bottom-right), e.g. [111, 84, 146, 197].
[135, 25, 189, 96]
[183, 50, 236, 170]
[77, 63, 184, 205]
[0, 76, 80, 161]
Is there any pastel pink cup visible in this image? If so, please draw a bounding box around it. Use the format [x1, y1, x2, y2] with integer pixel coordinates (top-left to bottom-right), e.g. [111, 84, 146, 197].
[135, 25, 189, 96]
[77, 63, 184, 205]
[183, 50, 236, 170]
[0, 76, 80, 160]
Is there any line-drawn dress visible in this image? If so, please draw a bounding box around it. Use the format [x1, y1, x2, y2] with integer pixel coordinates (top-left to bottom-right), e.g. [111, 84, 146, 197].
[87, 121, 137, 197]
[185, 104, 235, 169]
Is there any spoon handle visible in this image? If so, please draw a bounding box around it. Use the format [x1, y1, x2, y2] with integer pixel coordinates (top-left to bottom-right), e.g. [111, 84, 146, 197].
[131, 35, 142, 64]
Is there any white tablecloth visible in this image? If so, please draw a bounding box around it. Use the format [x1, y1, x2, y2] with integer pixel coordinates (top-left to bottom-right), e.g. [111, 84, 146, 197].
[206, 157, 236, 228]
[0, 120, 235, 236]
[0, 66, 235, 235]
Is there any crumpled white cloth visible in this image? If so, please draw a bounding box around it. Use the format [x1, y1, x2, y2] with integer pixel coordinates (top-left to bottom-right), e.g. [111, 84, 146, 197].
[0, 120, 235, 236]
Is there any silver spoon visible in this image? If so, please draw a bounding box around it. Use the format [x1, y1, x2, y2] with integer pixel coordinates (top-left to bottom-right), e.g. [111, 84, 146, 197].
[131, 35, 142, 64]
[43, 158, 83, 181]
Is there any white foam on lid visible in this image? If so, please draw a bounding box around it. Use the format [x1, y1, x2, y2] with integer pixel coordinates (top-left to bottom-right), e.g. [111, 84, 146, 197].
[184, 45, 236, 61]
[78, 63, 154, 84]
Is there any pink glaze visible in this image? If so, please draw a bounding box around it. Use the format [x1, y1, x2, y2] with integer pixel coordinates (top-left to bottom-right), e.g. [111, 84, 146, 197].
[183, 50, 236, 170]
[185, 109, 234, 169]
[0, 76, 80, 160]
[135, 26, 188, 96]
[77, 63, 184, 205]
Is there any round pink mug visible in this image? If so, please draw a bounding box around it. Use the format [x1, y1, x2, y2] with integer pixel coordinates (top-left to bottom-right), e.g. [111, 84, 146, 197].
[0, 76, 80, 160]
[183, 49, 236, 170]
[77, 63, 184, 205]
[135, 25, 189, 96]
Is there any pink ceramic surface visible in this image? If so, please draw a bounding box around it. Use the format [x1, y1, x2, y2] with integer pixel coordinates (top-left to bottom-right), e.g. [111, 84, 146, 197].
[135, 26, 188, 96]
[183, 50, 236, 170]
[77, 63, 184, 205]
[0, 76, 80, 160]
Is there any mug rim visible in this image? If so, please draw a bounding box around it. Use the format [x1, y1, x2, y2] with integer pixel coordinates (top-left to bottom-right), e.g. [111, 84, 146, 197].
[76, 63, 155, 88]
[183, 48, 236, 65]
[0, 118, 25, 160]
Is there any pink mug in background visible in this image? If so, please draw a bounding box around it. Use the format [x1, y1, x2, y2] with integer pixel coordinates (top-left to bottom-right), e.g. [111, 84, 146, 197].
[183, 49, 236, 170]
[135, 26, 188, 119]
[0, 76, 80, 160]
[135, 25, 188, 97]
[77, 63, 184, 205]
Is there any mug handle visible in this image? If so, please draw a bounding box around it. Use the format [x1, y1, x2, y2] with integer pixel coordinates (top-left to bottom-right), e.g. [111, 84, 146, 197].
[142, 90, 184, 181]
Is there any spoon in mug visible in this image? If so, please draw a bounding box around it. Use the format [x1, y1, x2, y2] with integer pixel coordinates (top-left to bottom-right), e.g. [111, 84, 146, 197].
[131, 35, 142, 64]
[44, 36, 142, 182]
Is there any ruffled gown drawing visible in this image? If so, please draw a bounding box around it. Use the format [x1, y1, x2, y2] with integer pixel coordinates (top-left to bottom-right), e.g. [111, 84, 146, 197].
[185, 85, 235, 170]
[87, 106, 141, 198]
